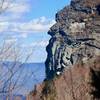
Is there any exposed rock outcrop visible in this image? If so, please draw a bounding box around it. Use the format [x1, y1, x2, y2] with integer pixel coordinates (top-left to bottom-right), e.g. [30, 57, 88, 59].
[27, 0, 100, 100]
[27, 56, 100, 100]
[45, 0, 100, 79]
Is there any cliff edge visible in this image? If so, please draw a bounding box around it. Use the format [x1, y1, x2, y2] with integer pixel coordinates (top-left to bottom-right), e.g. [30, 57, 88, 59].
[27, 57, 100, 100]
[27, 0, 100, 100]
[45, 0, 100, 79]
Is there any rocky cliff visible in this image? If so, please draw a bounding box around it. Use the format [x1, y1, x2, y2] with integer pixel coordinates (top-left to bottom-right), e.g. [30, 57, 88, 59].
[45, 0, 100, 79]
[27, 57, 100, 100]
[27, 0, 100, 100]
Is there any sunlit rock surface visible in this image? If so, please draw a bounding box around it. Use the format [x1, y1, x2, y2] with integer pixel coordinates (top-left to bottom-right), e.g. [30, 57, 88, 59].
[27, 0, 100, 100]
[45, 0, 100, 79]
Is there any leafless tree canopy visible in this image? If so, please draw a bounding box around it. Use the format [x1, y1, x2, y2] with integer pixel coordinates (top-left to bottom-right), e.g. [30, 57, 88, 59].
[0, 0, 40, 98]
[0, 40, 36, 98]
[0, 0, 13, 14]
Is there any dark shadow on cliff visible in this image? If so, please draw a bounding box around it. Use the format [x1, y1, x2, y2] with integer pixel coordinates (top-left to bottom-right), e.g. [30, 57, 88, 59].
[90, 68, 100, 99]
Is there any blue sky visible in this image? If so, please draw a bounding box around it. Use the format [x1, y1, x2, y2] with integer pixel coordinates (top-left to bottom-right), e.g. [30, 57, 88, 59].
[0, 0, 71, 62]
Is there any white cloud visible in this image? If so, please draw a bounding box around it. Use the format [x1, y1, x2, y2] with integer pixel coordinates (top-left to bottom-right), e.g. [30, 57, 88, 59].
[0, 1, 31, 22]
[7, 2, 30, 13]
[21, 40, 49, 48]
[10, 33, 27, 39]
[0, 16, 56, 36]
[32, 40, 49, 47]
[21, 33, 28, 38]
[0, 22, 9, 32]
[18, 16, 56, 33]
[3, 1, 30, 13]
[0, 1, 56, 40]
[5, 38, 18, 44]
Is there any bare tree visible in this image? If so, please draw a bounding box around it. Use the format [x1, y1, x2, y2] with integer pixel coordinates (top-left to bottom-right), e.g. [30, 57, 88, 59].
[0, 0, 13, 14]
[0, 0, 40, 99]
[0, 40, 35, 99]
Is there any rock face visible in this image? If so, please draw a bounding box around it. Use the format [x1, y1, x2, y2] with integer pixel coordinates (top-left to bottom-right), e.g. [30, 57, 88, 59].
[27, 0, 100, 100]
[27, 57, 100, 100]
[45, 0, 100, 79]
